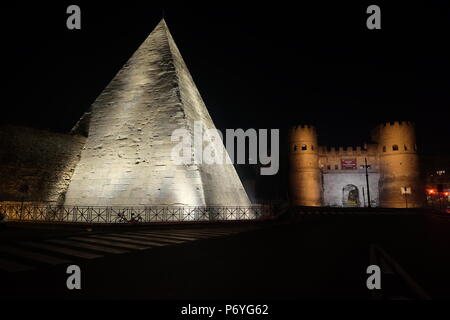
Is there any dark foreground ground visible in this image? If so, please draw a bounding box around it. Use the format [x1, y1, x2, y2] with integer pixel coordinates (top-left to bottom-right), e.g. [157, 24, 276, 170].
[0, 210, 449, 300]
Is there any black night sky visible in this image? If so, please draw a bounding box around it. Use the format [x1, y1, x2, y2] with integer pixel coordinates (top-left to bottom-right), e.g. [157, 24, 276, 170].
[3, 2, 450, 195]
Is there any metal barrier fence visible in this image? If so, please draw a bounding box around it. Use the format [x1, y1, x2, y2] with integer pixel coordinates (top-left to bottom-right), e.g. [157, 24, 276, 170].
[0, 204, 272, 224]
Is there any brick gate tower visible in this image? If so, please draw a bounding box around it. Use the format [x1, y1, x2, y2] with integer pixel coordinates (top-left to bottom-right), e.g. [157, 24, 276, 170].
[373, 121, 424, 208]
[289, 125, 322, 206]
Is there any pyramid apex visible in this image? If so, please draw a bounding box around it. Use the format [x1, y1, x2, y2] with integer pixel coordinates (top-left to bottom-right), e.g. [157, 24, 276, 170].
[158, 18, 168, 28]
[154, 18, 171, 35]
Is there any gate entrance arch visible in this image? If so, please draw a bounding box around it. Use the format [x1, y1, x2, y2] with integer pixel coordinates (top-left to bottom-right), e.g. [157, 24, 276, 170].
[342, 184, 360, 207]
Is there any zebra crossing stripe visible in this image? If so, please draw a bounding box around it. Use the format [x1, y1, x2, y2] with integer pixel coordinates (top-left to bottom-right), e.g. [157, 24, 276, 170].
[164, 230, 235, 237]
[200, 229, 243, 234]
[155, 231, 212, 238]
[0, 245, 71, 265]
[175, 231, 224, 237]
[134, 232, 200, 241]
[0, 258, 33, 272]
[70, 236, 148, 250]
[90, 235, 163, 247]
[147, 229, 242, 238]
[190, 231, 232, 235]
[173, 230, 232, 237]
[22, 242, 102, 259]
[123, 233, 186, 244]
[47, 239, 129, 254]
[191, 230, 239, 235]
[119, 233, 186, 244]
[183, 229, 240, 233]
[180, 228, 243, 234]
[106, 234, 171, 246]
[132, 231, 200, 241]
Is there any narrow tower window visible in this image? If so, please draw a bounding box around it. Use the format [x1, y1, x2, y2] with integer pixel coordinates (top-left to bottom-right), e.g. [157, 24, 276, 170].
[382, 146, 386, 152]
[301, 144, 307, 151]
[294, 145, 298, 151]
[392, 145, 399, 151]
[404, 145, 408, 151]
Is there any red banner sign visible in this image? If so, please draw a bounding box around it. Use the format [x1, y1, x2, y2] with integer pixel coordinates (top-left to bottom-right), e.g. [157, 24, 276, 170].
[341, 158, 357, 170]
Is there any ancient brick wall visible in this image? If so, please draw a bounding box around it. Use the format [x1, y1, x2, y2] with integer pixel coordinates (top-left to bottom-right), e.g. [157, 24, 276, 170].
[0, 125, 86, 204]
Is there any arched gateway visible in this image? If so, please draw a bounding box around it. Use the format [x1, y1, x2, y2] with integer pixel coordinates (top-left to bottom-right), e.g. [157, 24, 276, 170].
[342, 184, 360, 207]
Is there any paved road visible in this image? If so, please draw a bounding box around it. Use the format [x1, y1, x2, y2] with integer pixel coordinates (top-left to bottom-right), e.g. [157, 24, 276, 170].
[1, 212, 449, 299]
[0, 224, 256, 272]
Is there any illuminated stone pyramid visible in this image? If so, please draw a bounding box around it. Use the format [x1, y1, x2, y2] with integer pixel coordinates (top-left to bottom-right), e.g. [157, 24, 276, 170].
[64, 19, 250, 206]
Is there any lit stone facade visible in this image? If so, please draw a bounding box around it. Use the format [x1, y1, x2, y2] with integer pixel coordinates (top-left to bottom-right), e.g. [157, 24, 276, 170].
[64, 20, 250, 206]
[289, 121, 424, 208]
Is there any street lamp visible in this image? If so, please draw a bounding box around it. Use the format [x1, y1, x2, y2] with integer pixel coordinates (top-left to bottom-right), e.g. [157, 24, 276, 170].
[364, 158, 371, 208]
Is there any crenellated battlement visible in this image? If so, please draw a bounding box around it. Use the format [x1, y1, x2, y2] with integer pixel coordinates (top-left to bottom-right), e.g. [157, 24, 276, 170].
[290, 124, 316, 133]
[380, 120, 415, 128]
[317, 144, 380, 156]
[289, 125, 318, 144]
